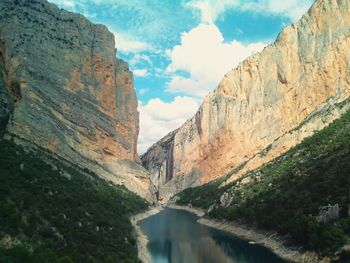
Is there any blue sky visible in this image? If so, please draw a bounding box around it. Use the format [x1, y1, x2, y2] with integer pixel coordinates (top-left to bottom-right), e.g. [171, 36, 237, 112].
[48, 0, 314, 153]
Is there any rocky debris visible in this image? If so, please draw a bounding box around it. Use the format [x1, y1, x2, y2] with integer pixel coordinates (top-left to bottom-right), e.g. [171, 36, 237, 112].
[316, 204, 340, 223]
[339, 244, 350, 256]
[142, 0, 350, 202]
[0, 235, 21, 249]
[208, 204, 215, 213]
[60, 170, 71, 180]
[220, 192, 233, 207]
[241, 177, 252, 185]
[0, 0, 155, 202]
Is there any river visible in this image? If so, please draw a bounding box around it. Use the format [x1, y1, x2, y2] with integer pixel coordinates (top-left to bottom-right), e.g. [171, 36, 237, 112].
[138, 208, 286, 263]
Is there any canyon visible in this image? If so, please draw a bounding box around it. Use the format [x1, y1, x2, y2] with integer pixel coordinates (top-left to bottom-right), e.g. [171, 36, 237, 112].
[0, 0, 349, 261]
[1, 0, 349, 207]
[0, 0, 155, 202]
[141, 0, 350, 202]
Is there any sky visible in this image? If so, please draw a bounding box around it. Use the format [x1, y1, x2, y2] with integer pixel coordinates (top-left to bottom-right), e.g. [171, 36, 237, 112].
[48, 0, 314, 154]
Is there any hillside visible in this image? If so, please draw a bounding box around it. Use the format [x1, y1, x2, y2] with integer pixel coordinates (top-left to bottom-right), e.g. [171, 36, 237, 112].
[0, 138, 148, 262]
[175, 103, 350, 260]
[141, 0, 350, 202]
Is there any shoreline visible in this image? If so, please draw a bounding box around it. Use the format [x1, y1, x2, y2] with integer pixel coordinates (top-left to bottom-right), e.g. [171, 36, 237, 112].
[168, 205, 329, 263]
[198, 218, 329, 263]
[166, 204, 206, 217]
[130, 205, 201, 263]
[131, 204, 330, 263]
[130, 206, 163, 263]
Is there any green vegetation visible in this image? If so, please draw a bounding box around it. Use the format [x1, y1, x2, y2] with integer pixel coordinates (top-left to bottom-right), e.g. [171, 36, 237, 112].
[176, 109, 350, 256]
[176, 179, 227, 210]
[176, 163, 247, 210]
[0, 139, 148, 262]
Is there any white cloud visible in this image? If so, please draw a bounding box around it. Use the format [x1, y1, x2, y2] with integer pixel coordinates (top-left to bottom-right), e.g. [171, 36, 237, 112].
[185, 0, 313, 22]
[48, 0, 76, 9]
[185, 0, 239, 23]
[133, 69, 149, 77]
[166, 23, 266, 98]
[242, 0, 314, 21]
[113, 32, 151, 54]
[138, 88, 148, 95]
[138, 96, 199, 154]
[130, 54, 153, 67]
[142, 97, 199, 121]
[167, 76, 210, 98]
[61, 0, 76, 8]
[154, 68, 164, 74]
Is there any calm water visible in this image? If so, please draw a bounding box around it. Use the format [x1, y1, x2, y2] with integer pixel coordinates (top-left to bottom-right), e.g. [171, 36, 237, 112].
[139, 208, 286, 263]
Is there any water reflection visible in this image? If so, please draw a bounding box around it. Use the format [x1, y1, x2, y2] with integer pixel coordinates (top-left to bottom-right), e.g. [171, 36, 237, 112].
[139, 208, 285, 263]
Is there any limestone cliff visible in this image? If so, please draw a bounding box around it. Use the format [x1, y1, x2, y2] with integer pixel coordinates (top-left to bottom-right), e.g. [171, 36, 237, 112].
[0, 0, 155, 202]
[142, 0, 350, 202]
[141, 130, 177, 199]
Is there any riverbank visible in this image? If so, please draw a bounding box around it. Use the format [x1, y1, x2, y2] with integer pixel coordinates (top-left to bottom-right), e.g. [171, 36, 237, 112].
[131, 204, 330, 263]
[166, 205, 330, 263]
[166, 204, 206, 217]
[130, 205, 201, 263]
[131, 206, 163, 263]
[198, 218, 330, 263]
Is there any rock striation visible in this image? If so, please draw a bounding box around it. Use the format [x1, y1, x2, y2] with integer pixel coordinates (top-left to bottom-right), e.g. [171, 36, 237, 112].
[142, 0, 350, 202]
[141, 130, 177, 200]
[0, 0, 155, 202]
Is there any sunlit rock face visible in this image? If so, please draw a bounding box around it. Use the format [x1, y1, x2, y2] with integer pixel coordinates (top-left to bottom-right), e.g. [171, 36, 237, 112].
[0, 0, 155, 202]
[142, 0, 350, 202]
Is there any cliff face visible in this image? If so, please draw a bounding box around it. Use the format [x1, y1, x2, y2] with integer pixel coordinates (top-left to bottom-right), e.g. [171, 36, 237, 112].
[142, 0, 350, 202]
[141, 130, 177, 199]
[0, 0, 155, 202]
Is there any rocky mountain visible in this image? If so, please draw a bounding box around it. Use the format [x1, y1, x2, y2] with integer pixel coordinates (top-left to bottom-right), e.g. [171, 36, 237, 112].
[175, 95, 350, 262]
[142, 0, 350, 202]
[0, 0, 154, 202]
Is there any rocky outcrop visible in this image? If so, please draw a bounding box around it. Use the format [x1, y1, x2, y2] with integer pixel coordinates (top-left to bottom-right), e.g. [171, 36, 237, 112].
[141, 130, 177, 200]
[0, 0, 155, 202]
[316, 204, 340, 223]
[0, 51, 11, 132]
[142, 0, 350, 202]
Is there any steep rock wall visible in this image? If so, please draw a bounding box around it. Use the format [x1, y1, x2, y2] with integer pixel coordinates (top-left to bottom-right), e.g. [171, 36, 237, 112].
[0, 0, 155, 202]
[142, 0, 350, 202]
[141, 130, 177, 200]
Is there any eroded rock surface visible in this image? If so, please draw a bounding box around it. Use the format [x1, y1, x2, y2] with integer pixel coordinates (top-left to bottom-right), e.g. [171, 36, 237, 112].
[0, 0, 155, 202]
[141, 130, 177, 200]
[142, 0, 350, 202]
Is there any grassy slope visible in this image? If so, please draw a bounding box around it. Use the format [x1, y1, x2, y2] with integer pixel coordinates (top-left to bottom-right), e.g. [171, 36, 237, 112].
[176, 109, 350, 259]
[0, 139, 148, 263]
